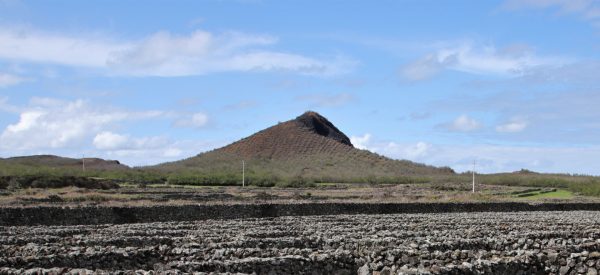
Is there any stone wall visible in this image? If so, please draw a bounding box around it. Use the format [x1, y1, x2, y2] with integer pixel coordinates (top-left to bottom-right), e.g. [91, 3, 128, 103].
[2, 202, 600, 226]
[2, 212, 600, 274]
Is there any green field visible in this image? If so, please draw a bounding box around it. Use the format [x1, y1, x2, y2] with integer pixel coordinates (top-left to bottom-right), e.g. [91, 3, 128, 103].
[516, 189, 574, 200]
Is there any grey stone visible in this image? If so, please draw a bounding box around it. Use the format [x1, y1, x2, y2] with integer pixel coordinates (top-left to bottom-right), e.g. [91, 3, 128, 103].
[357, 264, 370, 275]
[548, 252, 559, 263]
[560, 266, 571, 275]
[380, 266, 392, 275]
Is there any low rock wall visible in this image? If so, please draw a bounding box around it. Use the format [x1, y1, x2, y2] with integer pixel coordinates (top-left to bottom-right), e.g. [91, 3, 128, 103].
[2, 202, 600, 226]
[2, 212, 600, 274]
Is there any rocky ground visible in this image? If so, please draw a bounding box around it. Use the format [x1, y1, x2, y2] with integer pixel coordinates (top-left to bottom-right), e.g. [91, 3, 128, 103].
[2, 183, 589, 208]
[1, 211, 600, 274]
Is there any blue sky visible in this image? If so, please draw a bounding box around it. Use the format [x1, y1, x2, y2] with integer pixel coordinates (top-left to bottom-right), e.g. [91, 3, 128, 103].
[1, 0, 600, 174]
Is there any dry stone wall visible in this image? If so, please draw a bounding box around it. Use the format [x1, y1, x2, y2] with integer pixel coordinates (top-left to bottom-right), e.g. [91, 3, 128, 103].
[2, 202, 600, 226]
[1, 212, 600, 274]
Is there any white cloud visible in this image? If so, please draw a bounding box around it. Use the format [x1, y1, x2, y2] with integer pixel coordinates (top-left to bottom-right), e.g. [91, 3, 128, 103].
[93, 131, 171, 153]
[350, 133, 372, 150]
[350, 133, 433, 160]
[163, 147, 183, 158]
[379, 141, 433, 159]
[439, 114, 482, 132]
[0, 28, 130, 67]
[0, 27, 355, 77]
[0, 73, 26, 88]
[0, 98, 164, 150]
[352, 133, 600, 175]
[0, 97, 228, 166]
[100, 139, 226, 166]
[435, 89, 600, 144]
[93, 131, 129, 150]
[400, 42, 566, 81]
[422, 143, 600, 175]
[400, 54, 447, 81]
[496, 119, 528, 133]
[174, 112, 209, 128]
[404, 142, 433, 159]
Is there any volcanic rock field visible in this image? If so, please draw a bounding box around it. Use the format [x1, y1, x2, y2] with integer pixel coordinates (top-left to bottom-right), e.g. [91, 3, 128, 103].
[2, 211, 600, 274]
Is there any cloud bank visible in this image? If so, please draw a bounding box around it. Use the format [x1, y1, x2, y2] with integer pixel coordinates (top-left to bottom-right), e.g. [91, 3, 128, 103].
[400, 42, 567, 81]
[0, 97, 217, 165]
[351, 133, 600, 175]
[0, 27, 355, 77]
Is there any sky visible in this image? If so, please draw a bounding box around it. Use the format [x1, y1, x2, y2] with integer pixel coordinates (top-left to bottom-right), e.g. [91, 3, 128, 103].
[1, 0, 600, 174]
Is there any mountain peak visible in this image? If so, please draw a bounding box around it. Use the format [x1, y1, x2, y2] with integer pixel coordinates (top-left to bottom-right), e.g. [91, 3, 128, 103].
[294, 111, 353, 147]
[155, 111, 453, 179]
[195, 111, 354, 160]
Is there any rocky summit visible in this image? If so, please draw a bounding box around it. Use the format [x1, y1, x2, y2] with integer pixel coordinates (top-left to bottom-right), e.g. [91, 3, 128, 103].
[294, 111, 353, 146]
[216, 111, 354, 160]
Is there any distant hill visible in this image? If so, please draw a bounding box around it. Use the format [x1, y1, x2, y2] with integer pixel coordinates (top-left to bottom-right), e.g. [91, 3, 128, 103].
[153, 111, 454, 182]
[0, 155, 129, 171]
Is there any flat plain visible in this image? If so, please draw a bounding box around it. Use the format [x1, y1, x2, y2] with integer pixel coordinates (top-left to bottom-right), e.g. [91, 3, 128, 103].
[0, 182, 595, 208]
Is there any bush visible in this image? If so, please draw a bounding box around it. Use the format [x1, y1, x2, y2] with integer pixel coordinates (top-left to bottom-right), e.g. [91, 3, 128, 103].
[0, 177, 8, 189]
[481, 175, 571, 188]
[47, 195, 64, 202]
[276, 176, 316, 188]
[166, 172, 283, 187]
[246, 175, 278, 187]
[0, 175, 120, 189]
[166, 173, 241, 186]
[569, 180, 600, 197]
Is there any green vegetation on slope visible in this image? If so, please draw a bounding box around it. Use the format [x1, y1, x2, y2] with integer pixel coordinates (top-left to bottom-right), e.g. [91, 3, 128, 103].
[2, 156, 600, 197]
[476, 173, 600, 198]
[518, 189, 574, 200]
[153, 150, 449, 186]
[0, 160, 166, 188]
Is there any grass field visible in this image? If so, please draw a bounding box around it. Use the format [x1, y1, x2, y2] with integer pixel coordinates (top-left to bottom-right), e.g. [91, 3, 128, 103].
[516, 189, 574, 200]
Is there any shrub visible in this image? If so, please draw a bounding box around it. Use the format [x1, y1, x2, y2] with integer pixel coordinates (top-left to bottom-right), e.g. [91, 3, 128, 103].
[569, 180, 600, 197]
[0, 175, 119, 189]
[166, 173, 241, 186]
[246, 175, 278, 187]
[276, 176, 316, 188]
[0, 177, 8, 189]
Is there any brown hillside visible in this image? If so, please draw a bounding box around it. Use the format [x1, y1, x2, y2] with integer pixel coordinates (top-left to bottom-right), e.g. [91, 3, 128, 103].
[219, 111, 354, 160]
[155, 111, 454, 180]
[2, 155, 129, 171]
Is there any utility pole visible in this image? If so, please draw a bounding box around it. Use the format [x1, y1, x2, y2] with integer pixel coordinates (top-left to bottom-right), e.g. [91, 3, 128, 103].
[82, 154, 86, 172]
[472, 160, 476, 193]
[242, 160, 245, 187]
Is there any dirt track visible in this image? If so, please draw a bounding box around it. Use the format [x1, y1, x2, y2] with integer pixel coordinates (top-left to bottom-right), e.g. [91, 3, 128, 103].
[2, 211, 600, 274]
